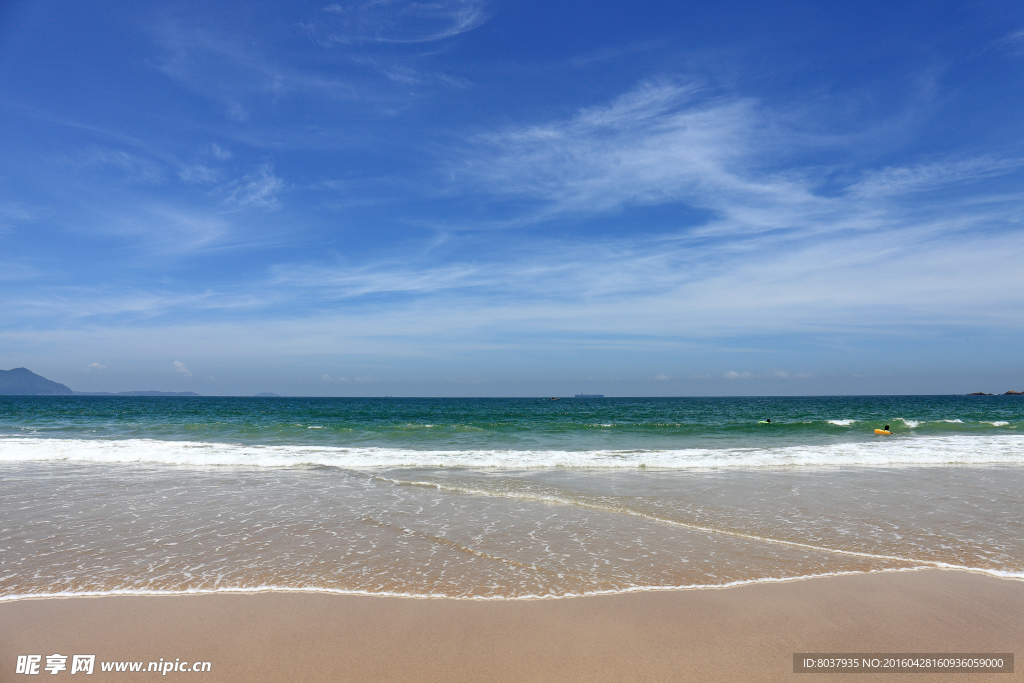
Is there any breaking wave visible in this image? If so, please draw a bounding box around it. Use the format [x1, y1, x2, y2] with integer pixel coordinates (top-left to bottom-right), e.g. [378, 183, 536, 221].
[2, 435, 1023, 469]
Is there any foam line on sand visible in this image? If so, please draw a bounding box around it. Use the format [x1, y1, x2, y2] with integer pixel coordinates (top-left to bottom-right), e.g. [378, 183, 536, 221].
[1, 569, 1022, 681]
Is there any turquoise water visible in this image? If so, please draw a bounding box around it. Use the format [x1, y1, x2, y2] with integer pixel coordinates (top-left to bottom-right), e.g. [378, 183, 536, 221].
[1, 396, 1022, 599]
[1, 395, 1021, 451]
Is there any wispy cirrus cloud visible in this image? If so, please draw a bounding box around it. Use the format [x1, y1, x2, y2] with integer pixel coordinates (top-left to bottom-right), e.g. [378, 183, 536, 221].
[321, 373, 380, 383]
[0, 202, 36, 232]
[994, 29, 1024, 54]
[153, 22, 362, 121]
[0, 261, 38, 281]
[3, 283, 273, 326]
[315, 0, 490, 45]
[225, 163, 284, 210]
[725, 370, 812, 380]
[109, 205, 234, 255]
[259, 204, 1024, 337]
[456, 80, 823, 227]
[149, 6, 480, 133]
[11, 79, 1024, 345]
[209, 144, 232, 160]
[51, 146, 164, 184]
[178, 164, 221, 184]
[271, 259, 484, 297]
[4, 79, 1023, 386]
[848, 157, 1022, 198]
[455, 79, 1024, 235]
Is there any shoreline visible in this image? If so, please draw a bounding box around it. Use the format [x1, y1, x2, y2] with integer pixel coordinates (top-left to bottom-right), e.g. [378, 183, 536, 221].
[3, 569, 1021, 681]
[1, 566, 1021, 604]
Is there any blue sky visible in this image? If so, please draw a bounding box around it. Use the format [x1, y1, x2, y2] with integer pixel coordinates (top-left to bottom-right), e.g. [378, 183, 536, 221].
[1, 0, 1023, 396]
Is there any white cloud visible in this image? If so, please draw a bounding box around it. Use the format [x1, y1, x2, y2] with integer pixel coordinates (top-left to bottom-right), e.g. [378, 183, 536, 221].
[226, 103, 248, 123]
[209, 143, 232, 160]
[27, 195, 1016, 339]
[178, 164, 220, 184]
[995, 29, 1024, 53]
[271, 260, 485, 298]
[321, 373, 379, 383]
[653, 373, 669, 380]
[317, 0, 489, 44]
[456, 79, 1024, 251]
[6, 81, 1024, 382]
[0, 202, 35, 228]
[848, 157, 1020, 198]
[173, 361, 193, 377]
[109, 205, 232, 255]
[724, 370, 813, 380]
[84, 362, 106, 372]
[153, 24, 361, 123]
[0, 261, 38, 281]
[227, 163, 284, 210]
[458, 80, 816, 221]
[54, 147, 163, 184]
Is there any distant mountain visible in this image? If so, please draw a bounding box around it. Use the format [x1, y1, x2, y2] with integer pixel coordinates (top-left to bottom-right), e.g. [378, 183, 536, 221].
[0, 368, 201, 396]
[74, 391, 200, 397]
[0, 368, 74, 395]
[254, 392, 281, 397]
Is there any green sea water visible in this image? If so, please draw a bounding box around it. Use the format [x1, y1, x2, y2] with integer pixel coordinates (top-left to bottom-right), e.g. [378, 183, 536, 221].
[1, 395, 1021, 452]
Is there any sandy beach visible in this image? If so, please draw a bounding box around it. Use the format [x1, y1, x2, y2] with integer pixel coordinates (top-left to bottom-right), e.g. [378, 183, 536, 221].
[2, 569, 1020, 682]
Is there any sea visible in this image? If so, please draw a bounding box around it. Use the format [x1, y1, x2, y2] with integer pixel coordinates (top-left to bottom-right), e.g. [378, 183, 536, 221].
[1, 395, 1022, 601]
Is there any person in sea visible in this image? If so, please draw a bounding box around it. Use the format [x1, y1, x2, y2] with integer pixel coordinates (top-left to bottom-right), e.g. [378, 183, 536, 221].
[884, 424, 890, 431]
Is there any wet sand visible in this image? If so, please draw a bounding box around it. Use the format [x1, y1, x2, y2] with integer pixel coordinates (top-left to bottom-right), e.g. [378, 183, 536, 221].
[1, 569, 1020, 682]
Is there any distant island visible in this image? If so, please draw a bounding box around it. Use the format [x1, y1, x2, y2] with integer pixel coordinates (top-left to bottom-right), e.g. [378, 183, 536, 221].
[0, 368, 73, 395]
[967, 390, 1022, 396]
[0, 367, 199, 396]
[75, 391, 201, 397]
[255, 392, 281, 397]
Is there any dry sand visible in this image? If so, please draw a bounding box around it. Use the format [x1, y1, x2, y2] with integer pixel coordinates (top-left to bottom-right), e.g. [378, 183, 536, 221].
[1, 569, 1020, 682]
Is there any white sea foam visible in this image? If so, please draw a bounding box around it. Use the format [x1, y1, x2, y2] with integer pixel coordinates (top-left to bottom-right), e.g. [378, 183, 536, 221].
[2, 435, 1023, 469]
[827, 419, 856, 426]
[987, 421, 1010, 427]
[0, 566, 1020, 604]
[895, 418, 920, 428]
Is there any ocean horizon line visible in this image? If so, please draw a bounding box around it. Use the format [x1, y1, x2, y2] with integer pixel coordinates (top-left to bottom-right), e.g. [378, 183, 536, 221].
[5, 392, 1022, 398]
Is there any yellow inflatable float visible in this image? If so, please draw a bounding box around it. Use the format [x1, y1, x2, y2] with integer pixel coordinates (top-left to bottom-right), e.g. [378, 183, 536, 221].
[874, 428, 892, 436]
